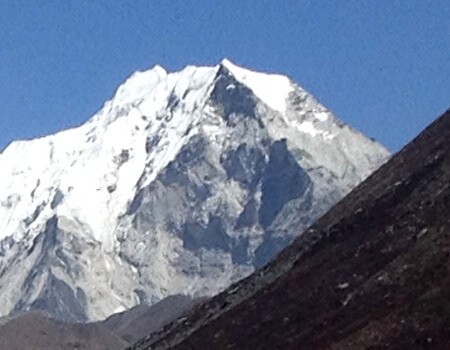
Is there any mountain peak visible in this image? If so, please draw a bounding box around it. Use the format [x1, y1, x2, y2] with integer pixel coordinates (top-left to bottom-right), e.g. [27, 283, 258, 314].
[111, 65, 168, 107]
[218, 58, 240, 72]
[217, 59, 294, 113]
[0, 61, 389, 322]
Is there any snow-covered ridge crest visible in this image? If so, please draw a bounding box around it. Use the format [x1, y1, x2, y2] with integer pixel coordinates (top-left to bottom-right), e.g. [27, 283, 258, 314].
[220, 58, 294, 113]
[0, 59, 390, 322]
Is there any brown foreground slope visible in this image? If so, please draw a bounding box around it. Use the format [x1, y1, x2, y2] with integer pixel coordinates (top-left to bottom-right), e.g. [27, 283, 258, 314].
[0, 311, 127, 350]
[0, 295, 198, 350]
[102, 295, 202, 344]
[131, 109, 450, 349]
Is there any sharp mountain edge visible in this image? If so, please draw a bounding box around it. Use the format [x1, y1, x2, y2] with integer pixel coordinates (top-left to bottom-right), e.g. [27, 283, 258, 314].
[0, 59, 389, 322]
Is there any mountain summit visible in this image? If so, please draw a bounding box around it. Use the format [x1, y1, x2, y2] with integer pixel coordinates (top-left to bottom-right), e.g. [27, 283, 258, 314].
[0, 60, 389, 321]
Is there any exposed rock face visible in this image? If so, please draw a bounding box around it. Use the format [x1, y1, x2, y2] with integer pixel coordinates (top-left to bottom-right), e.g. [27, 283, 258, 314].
[129, 109, 450, 350]
[0, 59, 389, 321]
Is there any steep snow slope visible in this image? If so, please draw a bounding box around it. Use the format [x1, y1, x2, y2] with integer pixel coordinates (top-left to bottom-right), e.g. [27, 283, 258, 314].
[0, 60, 389, 321]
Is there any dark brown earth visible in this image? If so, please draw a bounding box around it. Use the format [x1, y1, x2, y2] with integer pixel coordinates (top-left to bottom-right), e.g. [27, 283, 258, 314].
[102, 295, 202, 344]
[131, 109, 450, 349]
[0, 311, 126, 350]
[0, 295, 199, 350]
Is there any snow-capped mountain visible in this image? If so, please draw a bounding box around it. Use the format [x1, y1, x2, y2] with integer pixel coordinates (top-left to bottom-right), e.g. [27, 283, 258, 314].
[0, 59, 389, 322]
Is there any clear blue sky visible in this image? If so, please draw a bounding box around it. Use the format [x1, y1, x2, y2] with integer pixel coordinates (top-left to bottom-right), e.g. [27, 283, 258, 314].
[0, 1, 449, 152]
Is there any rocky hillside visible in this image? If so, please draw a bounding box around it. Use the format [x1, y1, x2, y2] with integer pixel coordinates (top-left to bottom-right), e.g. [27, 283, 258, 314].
[131, 109, 450, 349]
[0, 311, 126, 350]
[0, 295, 199, 350]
